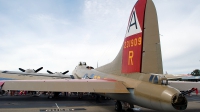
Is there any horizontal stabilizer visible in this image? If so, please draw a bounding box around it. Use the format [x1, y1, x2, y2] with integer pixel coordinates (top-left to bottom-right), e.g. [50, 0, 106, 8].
[169, 81, 200, 91]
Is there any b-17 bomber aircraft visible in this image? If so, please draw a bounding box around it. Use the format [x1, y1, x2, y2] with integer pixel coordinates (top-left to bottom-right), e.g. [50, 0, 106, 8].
[0, 0, 189, 111]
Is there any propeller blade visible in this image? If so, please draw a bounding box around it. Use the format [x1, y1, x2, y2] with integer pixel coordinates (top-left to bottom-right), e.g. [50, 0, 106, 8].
[35, 67, 43, 73]
[62, 70, 69, 75]
[47, 70, 53, 74]
[19, 68, 25, 72]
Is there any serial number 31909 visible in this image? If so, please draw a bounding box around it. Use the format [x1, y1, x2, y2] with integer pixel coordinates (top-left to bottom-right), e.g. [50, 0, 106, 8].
[124, 37, 142, 49]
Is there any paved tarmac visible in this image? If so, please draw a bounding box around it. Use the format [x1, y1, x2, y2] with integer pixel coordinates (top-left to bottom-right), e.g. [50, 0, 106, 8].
[0, 93, 200, 112]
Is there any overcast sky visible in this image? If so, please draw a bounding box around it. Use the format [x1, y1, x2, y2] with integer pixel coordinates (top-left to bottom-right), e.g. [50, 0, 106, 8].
[0, 0, 200, 75]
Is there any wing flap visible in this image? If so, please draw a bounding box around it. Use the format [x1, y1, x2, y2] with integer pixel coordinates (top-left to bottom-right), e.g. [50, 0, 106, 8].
[1, 79, 129, 93]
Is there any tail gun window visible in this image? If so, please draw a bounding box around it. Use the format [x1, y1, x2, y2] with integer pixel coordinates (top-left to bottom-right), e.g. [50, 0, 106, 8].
[149, 75, 154, 82]
[149, 75, 159, 84]
[153, 76, 158, 84]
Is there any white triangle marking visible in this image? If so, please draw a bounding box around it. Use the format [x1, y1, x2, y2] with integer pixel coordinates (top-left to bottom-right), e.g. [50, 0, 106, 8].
[125, 8, 142, 38]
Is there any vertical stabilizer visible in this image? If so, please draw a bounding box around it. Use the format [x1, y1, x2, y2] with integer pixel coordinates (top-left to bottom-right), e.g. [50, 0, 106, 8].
[96, 0, 163, 75]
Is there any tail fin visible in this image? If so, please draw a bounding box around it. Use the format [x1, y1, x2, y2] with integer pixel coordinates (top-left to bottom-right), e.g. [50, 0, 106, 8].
[96, 0, 163, 75]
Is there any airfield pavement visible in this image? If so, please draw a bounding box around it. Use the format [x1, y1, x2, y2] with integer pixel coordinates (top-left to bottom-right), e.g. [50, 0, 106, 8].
[0, 93, 200, 112]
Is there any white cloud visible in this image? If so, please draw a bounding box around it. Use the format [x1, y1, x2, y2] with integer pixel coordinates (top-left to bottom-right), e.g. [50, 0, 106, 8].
[154, 0, 200, 74]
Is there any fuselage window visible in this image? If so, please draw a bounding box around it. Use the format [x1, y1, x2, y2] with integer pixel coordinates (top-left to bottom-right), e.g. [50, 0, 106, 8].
[153, 76, 158, 84]
[149, 75, 154, 82]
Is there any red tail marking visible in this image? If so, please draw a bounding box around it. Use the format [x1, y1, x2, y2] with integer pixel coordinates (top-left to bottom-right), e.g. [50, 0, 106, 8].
[122, 0, 147, 73]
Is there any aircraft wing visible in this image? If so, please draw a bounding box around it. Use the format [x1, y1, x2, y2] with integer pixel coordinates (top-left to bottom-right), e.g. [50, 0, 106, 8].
[0, 70, 72, 78]
[181, 76, 200, 81]
[0, 79, 129, 93]
[164, 74, 200, 81]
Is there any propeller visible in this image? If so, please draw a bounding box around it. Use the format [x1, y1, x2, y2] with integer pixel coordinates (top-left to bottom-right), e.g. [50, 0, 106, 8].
[47, 70, 53, 74]
[47, 70, 69, 75]
[62, 70, 69, 74]
[19, 67, 43, 73]
[19, 68, 26, 72]
[34, 67, 43, 73]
